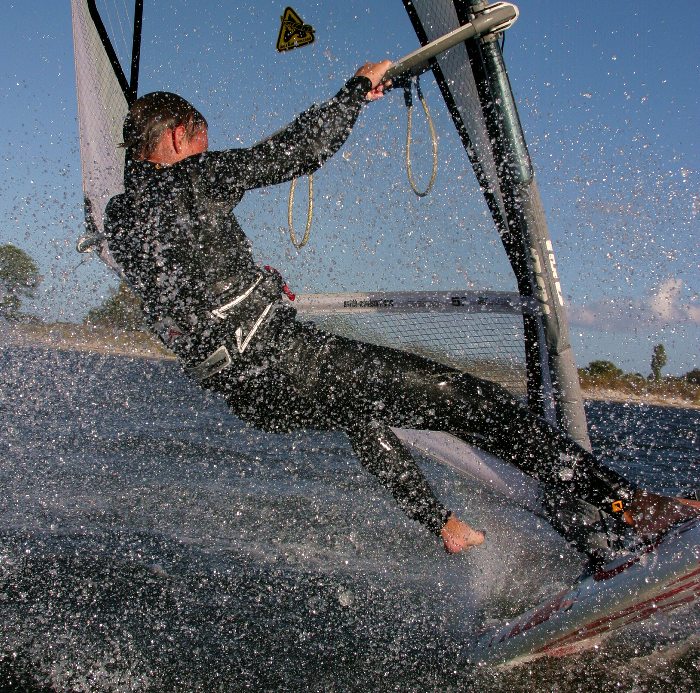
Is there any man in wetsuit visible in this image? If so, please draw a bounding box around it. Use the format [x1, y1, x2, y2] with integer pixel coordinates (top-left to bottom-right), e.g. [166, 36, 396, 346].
[104, 60, 699, 564]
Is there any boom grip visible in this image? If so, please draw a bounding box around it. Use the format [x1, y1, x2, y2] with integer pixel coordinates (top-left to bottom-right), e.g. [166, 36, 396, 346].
[385, 2, 518, 84]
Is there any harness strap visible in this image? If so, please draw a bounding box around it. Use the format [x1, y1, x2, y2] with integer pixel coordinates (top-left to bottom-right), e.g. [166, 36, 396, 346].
[211, 274, 264, 319]
[404, 77, 438, 197]
[288, 174, 313, 249]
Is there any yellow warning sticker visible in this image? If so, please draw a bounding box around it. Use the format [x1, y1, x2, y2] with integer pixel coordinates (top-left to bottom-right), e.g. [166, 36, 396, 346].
[276, 7, 315, 52]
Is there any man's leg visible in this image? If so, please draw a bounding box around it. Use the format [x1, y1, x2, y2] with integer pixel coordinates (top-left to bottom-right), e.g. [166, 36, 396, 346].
[285, 327, 698, 557]
[312, 338, 632, 557]
[407, 371, 700, 560]
[346, 420, 484, 553]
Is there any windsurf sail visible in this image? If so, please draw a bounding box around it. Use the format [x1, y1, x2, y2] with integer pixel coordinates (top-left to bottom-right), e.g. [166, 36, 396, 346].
[400, 0, 590, 448]
[71, 0, 143, 269]
[71, 1, 588, 446]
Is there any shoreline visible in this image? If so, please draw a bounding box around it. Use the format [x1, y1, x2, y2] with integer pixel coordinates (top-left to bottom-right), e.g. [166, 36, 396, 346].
[3, 322, 698, 410]
[1, 321, 173, 362]
[581, 387, 699, 410]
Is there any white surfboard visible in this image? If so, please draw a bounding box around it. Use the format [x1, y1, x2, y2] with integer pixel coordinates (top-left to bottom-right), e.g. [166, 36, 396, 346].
[394, 428, 700, 666]
[470, 517, 700, 665]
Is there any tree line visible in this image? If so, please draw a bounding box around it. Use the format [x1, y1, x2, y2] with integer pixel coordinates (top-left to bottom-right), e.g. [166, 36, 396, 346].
[0, 243, 143, 329]
[579, 354, 699, 386]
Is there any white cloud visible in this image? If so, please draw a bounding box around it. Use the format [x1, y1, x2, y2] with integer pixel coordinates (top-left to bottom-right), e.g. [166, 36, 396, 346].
[569, 277, 700, 330]
[649, 277, 700, 325]
[648, 277, 682, 322]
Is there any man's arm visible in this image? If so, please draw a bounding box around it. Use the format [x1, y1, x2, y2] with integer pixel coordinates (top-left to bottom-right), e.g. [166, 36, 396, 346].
[198, 61, 391, 196]
[253, 77, 371, 186]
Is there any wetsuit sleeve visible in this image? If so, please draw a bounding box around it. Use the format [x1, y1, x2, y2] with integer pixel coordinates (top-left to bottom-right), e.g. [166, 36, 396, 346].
[196, 76, 372, 198]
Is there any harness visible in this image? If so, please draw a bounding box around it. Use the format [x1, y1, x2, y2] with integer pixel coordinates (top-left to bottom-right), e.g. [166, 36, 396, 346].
[186, 266, 295, 381]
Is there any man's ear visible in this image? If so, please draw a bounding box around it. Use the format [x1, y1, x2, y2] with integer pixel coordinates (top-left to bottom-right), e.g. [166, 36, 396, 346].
[172, 124, 188, 154]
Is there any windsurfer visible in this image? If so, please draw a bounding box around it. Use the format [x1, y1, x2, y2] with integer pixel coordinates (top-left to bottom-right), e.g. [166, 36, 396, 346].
[103, 60, 699, 563]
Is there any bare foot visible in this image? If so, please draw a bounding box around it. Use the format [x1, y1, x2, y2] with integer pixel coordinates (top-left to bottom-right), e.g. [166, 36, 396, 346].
[623, 490, 700, 539]
[440, 515, 485, 554]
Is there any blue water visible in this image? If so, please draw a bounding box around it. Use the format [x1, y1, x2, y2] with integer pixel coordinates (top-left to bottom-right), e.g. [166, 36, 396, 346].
[0, 347, 698, 691]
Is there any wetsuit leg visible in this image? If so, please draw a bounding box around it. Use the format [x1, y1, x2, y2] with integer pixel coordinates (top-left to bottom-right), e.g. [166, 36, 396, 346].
[429, 372, 636, 510]
[377, 368, 636, 556]
[206, 324, 453, 537]
[346, 421, 450, 535]
[375, 368, 637, 558]
[252, 319, 636, 549]
[318, 337, 636, 551]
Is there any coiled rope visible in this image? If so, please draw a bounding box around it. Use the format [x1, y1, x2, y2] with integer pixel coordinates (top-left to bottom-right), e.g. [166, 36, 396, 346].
[286, 76, 438, 250]
[404, 78, 438, 197]
[287, 174, 313, 249]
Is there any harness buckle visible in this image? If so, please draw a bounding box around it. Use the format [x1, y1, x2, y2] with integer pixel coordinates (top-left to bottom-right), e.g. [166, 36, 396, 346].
[187, 345, 233, 381]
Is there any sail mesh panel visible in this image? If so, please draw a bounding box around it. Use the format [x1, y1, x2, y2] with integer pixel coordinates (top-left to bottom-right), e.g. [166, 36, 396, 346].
[405, 0, 508, 229]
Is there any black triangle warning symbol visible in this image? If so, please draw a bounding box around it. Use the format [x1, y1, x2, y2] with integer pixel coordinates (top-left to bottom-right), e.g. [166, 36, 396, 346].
[276, 7, 315, 52]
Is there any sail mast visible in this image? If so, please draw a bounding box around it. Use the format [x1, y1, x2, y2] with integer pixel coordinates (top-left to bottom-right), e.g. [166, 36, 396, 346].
[401, 0, 590, 448]
[458, 0, 590, 448]
[128, 0, 144, 105]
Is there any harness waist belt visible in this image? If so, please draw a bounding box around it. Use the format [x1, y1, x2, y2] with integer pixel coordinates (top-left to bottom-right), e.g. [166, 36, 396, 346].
[211, 274, 264, 319]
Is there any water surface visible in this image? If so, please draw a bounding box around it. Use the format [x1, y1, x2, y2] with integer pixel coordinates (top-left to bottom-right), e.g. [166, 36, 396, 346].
[0, 347, 697, 691]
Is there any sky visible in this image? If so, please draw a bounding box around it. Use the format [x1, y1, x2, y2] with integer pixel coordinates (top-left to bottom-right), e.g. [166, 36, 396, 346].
[0, 0, 698, 374]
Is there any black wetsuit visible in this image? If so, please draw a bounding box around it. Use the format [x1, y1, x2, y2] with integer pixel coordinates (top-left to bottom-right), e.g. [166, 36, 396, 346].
[105, 76, 636, 548]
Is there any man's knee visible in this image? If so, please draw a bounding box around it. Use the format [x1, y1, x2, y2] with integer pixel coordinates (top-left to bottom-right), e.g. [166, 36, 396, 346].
[347, 421, 414, 477]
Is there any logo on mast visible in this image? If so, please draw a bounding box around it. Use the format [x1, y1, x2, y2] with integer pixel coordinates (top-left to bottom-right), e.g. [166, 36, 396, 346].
[276, 7, 315, 52]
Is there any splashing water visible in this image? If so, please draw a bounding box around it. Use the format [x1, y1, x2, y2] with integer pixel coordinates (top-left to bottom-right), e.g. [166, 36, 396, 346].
[0, 346, 697, 691]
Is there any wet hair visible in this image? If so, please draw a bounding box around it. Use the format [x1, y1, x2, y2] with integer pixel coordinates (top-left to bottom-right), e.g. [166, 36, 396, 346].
[121, 91, 207, 159]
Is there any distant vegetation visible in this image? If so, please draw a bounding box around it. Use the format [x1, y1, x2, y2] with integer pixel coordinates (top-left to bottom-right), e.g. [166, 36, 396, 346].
[0, 243, 42, 321]
[3, 245, 698, 406]
[650, 343, 667, 382]
[85, 280, 145, 330]
[579, 355, 700, 405]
